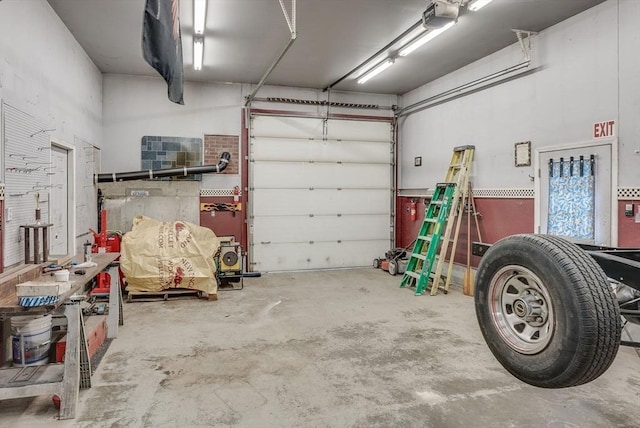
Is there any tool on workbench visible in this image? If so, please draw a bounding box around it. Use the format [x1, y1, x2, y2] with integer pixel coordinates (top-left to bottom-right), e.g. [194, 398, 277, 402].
[43, 260, 75, 273]
[43, 264, 63, 273]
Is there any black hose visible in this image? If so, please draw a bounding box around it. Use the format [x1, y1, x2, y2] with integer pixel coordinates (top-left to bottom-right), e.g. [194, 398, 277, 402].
[95, 152, 231, 183]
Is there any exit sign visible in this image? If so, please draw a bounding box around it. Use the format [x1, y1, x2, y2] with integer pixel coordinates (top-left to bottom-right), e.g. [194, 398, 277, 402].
[593, 120, 615, 139]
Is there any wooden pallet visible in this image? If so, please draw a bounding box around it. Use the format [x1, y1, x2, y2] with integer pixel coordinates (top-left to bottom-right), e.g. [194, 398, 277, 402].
[126, 288, 217, 303]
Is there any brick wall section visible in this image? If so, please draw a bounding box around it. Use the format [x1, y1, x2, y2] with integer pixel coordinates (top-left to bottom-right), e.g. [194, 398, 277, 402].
[204, 135, 239, 174]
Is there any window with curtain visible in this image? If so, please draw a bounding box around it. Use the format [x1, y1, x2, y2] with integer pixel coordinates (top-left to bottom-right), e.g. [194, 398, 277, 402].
[547, 155, 595, 240]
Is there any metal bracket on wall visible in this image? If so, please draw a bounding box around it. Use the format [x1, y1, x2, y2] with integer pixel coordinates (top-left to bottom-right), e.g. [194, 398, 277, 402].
[512, 29, 537, 61]
[200, 203, 242, 212]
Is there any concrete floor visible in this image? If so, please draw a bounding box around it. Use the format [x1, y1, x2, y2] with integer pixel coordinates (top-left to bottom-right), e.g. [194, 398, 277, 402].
[1, 268, 639, 427]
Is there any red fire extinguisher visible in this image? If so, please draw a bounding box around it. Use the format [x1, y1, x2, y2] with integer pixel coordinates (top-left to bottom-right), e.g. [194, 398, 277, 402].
[410, 199, 417, 221]
[233, 186, 240, 202]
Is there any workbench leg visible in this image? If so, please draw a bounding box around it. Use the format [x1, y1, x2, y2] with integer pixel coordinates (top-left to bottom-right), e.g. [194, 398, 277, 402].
[34, 230, 40, 264]
[107, 265, 122, 338]
[59, 303, 90, 420]
[43, 227, 49, 262]
[24, 228, 31, 264]
[119, 286, 124, 326]
[79, 312, 92, 390]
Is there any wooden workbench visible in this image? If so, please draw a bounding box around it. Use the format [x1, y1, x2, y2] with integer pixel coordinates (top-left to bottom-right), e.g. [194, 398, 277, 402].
[0, 253, 122, 420]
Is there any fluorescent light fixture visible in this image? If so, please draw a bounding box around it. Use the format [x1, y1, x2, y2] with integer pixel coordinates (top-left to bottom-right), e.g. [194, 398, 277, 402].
[398, 21, 455, 57]
[397, 26, 429, 49]
[357, 58, 394, 84]
[194, 0, 207, 35]
[193, 36, 204, 70]
[468, 0, 493, 12]
[353, 56, 391, 78]
[353, 26, 428, 78]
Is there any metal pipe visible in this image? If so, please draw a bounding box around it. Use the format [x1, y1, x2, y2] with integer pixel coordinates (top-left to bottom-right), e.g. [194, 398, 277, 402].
[397, 60, 531, 117]
[245, 0, 297, 106]
[324, 19, 424, 92]
[95, 152, 231, 183]
[279, 0, 294, 33]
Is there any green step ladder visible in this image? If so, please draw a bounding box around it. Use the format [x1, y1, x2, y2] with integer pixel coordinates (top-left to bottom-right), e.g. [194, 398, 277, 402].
[400, 183, 457, 295]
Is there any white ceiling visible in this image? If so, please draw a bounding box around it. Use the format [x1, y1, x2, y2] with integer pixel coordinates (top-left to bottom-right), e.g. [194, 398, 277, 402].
[46, 0, 606, 95]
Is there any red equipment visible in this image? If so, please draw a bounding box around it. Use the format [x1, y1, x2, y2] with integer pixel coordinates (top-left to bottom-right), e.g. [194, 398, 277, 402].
[90, 272, 112, 295]
[88, 209, 126, 291]
[410, 199, 417, 221]
[89, 210, 122, 253]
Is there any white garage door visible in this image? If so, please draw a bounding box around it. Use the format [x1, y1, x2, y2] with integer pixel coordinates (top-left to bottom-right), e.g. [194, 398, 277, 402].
[250, 115, 393, 271]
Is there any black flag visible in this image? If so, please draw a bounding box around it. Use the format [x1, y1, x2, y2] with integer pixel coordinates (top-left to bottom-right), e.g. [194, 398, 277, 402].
[142, 0, 184, 104]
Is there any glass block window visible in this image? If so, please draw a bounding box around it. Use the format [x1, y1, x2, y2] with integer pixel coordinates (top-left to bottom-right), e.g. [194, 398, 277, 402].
[141, 136, 203, 180]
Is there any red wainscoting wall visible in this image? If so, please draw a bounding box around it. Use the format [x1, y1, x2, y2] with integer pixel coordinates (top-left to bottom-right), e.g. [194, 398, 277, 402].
[199, 196, 245, 246]
[618, 200, 640, 248]
[396, 196, 535, 268]
[397, 197, 640, 267]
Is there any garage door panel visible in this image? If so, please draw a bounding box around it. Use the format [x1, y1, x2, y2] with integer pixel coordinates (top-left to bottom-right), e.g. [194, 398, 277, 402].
[252, 116, 323, 139]
[250, 116, 392, 271]
[253, 189, 389, 216]
[253, 215, 390, 242]
[253, 163, 390, 189]
[252, 240, 389, 271]
[252, 138, 390, 163]
[326, 119, 391, 142]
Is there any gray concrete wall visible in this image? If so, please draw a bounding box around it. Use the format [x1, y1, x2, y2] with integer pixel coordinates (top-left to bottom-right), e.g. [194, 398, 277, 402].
[99, 181, 200, 233]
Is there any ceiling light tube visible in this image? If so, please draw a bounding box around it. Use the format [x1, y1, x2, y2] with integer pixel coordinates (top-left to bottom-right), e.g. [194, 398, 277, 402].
[398, 21, 455, 57]
[354, 56, 388, 78]
[468, 0, 493, 12]
[193, 36, 204, 70]
[357, 58, 394, 84]
[397, 26, 429, 50]
[194, 0, 207, 35]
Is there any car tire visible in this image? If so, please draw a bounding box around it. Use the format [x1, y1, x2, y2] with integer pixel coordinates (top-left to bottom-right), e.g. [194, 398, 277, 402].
[474, 234, 621, 388]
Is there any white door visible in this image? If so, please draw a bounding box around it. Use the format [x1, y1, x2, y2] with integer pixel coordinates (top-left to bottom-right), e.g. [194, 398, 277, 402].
[250, 116, 393, 271]
[537, 142, 613, 246]
[50, 146, 69, 255]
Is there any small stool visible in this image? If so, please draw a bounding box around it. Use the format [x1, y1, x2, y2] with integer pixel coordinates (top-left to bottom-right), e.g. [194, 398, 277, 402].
[20, 223, 53, 264]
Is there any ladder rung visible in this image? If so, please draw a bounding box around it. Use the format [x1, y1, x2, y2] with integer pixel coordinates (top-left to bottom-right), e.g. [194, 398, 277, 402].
[424, 218, 437, 223]
[449, 163, 462, 168]
[417, 235, 432, 241]
[411, 253, 426, 261]
[405, 270, 439, 280]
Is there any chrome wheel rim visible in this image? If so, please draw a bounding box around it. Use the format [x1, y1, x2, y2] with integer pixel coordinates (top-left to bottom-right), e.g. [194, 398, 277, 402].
[488, 265, 555, 355]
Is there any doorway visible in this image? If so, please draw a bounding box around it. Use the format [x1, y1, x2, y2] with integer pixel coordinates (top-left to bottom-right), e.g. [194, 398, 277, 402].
[49, 144, 73, 256]
[535, 139, 617, 246]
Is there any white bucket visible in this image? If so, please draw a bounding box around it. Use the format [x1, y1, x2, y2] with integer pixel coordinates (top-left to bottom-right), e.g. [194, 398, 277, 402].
[11, 314, 52, 366]
[54, 269, 70, 282]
